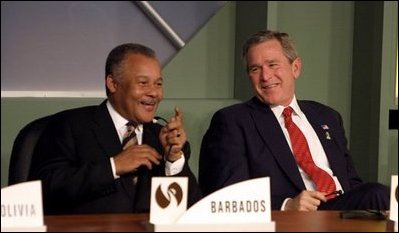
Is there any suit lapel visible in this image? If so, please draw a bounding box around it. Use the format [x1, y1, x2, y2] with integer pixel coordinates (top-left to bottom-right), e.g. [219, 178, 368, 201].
[90, 101, 136, 200]
[90, 101, 121, 158]
[248, 98, 305, 190]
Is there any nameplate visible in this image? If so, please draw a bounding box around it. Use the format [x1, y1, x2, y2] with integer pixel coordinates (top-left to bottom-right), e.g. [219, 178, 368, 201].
[152, 177, 275, 232]
[388, 175, 398, 232]
[1, 180, 46, 232]
[150, 177, 188, 224]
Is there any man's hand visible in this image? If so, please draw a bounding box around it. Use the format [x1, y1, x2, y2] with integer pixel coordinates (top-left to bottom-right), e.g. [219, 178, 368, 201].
[285, 190, 327, 211]
[159, 107, 187, 162]
[113, 145, 161, 175]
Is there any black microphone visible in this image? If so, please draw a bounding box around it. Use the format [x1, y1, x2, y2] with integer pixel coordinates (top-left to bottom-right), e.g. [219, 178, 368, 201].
[153, 116, 168, 125]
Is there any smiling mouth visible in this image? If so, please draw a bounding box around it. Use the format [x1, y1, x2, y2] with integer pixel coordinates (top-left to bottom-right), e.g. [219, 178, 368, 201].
[140, 100, 158, 108]
[261, 83, 279, 89]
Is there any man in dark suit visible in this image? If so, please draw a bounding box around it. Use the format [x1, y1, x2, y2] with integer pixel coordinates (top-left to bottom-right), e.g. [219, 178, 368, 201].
[199, 30, 389, 211]
[29, 43, 201, 214]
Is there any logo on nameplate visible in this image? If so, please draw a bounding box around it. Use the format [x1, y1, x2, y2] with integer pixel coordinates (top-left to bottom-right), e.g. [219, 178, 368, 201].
[155, 182, 183, 208]
[150, 177, 188, 224]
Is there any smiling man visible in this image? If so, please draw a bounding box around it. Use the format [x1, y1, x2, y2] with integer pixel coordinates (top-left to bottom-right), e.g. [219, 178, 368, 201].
[199, 30, 389, 211]
[29, 43, 201, 214]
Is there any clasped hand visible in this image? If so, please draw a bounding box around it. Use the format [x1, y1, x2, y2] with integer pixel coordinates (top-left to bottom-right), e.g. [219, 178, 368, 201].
[285, 190, 329, 211]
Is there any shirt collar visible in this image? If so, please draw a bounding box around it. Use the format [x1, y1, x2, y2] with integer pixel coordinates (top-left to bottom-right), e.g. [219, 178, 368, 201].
[270, 95, 304, 119]
[106, 100, 143, 132]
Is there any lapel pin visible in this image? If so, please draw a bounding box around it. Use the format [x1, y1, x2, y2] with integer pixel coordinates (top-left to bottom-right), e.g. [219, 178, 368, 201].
[325, 132, 331, 140]
[321, 124, 329, 130]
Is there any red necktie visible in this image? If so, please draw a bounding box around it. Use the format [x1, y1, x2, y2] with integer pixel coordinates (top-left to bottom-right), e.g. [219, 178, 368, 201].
[283, 107, 336, 199]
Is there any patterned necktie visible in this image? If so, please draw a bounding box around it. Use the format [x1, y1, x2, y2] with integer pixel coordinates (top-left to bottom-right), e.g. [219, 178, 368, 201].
[283, 107, 336, 199]
[122, 121, 137, 150]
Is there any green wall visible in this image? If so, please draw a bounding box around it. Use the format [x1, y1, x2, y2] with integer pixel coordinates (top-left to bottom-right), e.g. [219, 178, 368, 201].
[234, 1, 269, 101]
[380, 1, 398, 186]
[2, 2, 397, 188]
[350, 1, 398, 183]
[272, 1, 354, 136]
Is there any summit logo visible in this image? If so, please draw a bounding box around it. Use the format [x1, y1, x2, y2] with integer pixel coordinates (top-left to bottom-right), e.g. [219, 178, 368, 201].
[155, 182, 183, 208]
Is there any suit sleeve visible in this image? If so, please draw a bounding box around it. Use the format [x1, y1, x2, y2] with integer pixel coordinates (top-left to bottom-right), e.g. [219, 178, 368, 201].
[199, 110, 251, 196]
[29, 114, 116, 211]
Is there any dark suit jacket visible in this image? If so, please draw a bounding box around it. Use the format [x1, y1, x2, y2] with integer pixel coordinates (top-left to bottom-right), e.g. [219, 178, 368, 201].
[29, 101, 201, 214]
[199, 97, 363, 210]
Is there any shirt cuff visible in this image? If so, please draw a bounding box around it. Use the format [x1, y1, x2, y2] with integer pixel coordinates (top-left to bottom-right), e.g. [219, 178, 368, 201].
[165, 153, 185, 176]
[281, 198, 291, 210]
[110, 157, 120, 179]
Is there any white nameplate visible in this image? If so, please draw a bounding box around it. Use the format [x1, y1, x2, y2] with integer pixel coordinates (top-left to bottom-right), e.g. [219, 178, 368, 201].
[152, 177, 275, 232]
[389, 175, 398, 232]
[150, 177, 188, 224]
[1, 180, 46, 232]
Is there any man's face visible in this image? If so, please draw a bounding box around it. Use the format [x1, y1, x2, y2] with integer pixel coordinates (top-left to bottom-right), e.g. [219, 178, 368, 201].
[107, 53, 163, 123]
[246, 39, 301, 106]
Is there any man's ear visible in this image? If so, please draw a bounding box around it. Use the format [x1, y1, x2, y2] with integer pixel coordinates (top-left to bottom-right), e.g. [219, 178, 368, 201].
[292, 57, 302, 80]
[106, 75, 118, 93]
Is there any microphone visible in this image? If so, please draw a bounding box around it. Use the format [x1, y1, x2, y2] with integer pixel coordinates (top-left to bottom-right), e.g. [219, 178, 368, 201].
[153, 116, 168, 125]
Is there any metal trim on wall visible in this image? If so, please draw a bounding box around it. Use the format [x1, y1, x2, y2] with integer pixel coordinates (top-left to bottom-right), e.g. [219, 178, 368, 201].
[136, 1, 185, 49]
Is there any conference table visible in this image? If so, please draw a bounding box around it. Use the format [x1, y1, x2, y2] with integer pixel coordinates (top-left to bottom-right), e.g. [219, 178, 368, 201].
[44, 211, 391, 232]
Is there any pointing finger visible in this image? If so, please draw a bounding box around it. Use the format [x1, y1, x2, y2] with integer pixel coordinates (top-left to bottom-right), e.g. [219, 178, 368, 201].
[174, 106, 183, 119]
